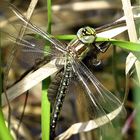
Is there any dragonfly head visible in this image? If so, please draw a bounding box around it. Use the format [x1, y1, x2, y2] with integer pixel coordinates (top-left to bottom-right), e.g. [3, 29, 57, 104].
[77, 26, 96, 44]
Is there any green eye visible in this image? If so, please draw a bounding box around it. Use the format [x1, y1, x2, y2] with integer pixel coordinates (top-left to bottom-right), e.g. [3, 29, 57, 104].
[77, 26, 96, 44]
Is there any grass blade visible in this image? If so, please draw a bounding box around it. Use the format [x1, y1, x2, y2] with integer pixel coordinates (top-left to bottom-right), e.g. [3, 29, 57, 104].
[42, 78, 51, 140]
[41, 0, 52, 139]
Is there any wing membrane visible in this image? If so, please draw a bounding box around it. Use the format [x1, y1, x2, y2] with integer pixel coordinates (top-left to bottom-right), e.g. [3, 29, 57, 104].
[8, 3, 67, 53]
[71, 58, 125, 125]
[2, 31, 61, 57]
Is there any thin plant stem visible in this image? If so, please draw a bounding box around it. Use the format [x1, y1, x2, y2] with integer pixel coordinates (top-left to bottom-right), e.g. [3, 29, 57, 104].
[41, 0, 52, 140]
[16, 91, 29, 140]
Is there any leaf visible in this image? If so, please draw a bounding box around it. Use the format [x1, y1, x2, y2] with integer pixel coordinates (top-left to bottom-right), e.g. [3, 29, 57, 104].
[0, 109, 14, 140]
[41, 78, 51, 140]
[41, 0, 52, 139]
[96, 37, 140, 52]
[56, 35, 140, 52]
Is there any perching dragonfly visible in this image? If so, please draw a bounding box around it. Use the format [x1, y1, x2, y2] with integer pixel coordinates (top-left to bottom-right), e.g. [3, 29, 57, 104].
[2, 3, 127, 139]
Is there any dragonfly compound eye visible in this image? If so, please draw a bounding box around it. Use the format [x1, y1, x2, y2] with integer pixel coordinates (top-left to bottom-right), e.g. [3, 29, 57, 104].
[77, 26, 96, 44]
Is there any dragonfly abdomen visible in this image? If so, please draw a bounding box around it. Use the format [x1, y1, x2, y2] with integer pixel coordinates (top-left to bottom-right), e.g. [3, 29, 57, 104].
[48, 71, 63, 105]
[50, 61, 72, 137]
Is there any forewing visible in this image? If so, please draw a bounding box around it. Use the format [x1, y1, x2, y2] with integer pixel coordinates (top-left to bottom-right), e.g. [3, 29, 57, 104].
[1, 2, 66, 88]
[8, 3, 67, 53]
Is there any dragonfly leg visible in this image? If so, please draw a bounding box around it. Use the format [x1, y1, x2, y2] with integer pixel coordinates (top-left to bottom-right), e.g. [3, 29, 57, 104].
[95, 42, 111, 53]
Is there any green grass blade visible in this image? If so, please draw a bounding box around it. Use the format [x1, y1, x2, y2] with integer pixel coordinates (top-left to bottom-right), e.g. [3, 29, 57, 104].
[41, 0, 52, 140]
[55, 35, 76, 40]
[41, 78, 51, 140]
[56, 35, 140, 52]
[110, 40, 140, 52]
[47, 0, 51, 33]
[0, 109, 14, 140]
[96, 37, 140, 52]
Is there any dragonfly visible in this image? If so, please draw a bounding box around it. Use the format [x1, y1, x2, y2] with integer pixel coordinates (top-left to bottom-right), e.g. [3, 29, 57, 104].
[2, 3, 126, 139]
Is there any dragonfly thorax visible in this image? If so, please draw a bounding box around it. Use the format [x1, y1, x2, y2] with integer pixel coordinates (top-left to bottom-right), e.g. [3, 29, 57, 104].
[67, 26, 96, 60]
[77, 26, 96, 44]
[67, 39, 90, 60]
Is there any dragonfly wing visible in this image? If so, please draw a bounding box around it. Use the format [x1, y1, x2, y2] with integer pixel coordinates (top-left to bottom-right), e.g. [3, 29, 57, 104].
[71, 58, 126, 125]
[1, 23, 64, 89]
[8, 3, 67, 53]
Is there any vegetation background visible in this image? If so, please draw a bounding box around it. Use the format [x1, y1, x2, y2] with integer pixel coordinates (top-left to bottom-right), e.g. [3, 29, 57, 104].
[0, 0, 140, 140]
